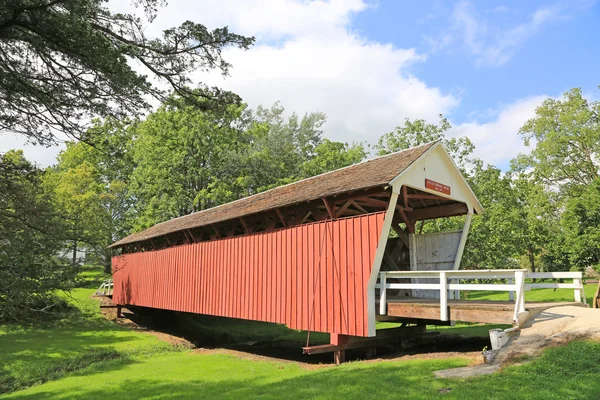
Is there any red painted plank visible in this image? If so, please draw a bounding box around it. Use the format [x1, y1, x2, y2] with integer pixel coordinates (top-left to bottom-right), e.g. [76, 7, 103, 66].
[112, 212, 385, 337]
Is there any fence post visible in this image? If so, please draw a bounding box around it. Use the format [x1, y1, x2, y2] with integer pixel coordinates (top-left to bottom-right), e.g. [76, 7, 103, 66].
[573, 275, 583, 303]
[508, 277, 514, 301]
[440, 271, 448, 321]
[514, 271, 526, 317]
[379, 272, 387, 315]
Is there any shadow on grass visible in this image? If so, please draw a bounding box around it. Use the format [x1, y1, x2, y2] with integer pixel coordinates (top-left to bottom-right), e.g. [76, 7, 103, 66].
[10, 341, 600, 400]
[0, 325, 148, 394]
[121, 306, 492, 365]
[0, 291, 169, 394]
[6, 359, 468, 400]
[8, 341, 600, 400]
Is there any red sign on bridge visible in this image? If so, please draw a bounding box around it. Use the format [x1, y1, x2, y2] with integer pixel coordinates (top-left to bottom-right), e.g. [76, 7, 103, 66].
[425, 179, 451, 195]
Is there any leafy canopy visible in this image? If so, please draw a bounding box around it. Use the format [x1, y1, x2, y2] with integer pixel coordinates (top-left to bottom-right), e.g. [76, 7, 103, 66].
[0, 150, 74, 321]
[0, 0, 253, 144]
[516, 87, 600, 191]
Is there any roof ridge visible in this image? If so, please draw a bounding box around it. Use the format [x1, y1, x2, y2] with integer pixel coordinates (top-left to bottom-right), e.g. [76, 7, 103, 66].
[150, 141, 438, 228]
[111, 141, 437, 247]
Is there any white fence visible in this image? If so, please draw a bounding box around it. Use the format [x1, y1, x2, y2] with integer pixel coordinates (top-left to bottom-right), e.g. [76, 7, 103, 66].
[376, 269, 586, 323]
[95, 279, 113, 297]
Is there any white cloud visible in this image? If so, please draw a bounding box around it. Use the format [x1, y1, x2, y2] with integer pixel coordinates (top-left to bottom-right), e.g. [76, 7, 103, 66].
[449, 95, 546, 166]
[2, 0, 557, 170]
[430, 1, 586, 67]
[140, 0, 459, 146]
[3, 0, 460, 166]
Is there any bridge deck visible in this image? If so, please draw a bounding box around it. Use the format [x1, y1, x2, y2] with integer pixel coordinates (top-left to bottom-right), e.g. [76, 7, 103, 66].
[383, 298, 584, 325]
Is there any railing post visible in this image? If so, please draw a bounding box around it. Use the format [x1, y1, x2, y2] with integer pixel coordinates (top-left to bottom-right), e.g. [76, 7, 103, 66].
[573, 275, 583, 303]
[440, 271, 448, 321]
[514, 271, 526, 320]
[508, 277, 514, 301]
[379, 272, 387, 316]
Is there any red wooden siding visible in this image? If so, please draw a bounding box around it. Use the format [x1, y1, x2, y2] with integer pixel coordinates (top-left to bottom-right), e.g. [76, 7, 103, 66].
[112, 212, 385, 337]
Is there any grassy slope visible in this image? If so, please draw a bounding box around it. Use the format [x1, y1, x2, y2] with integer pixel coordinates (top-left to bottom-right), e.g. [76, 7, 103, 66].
[4, 339, 600, 400]
[0, 289, 174, 394]
[469, 283, 598, 304]
[2, 267, 599, 399]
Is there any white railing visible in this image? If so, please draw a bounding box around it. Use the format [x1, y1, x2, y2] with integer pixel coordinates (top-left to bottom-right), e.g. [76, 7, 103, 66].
[376, 269, 586, 323]
[95, 279, 113, 297]
[525, 272, 586, 305]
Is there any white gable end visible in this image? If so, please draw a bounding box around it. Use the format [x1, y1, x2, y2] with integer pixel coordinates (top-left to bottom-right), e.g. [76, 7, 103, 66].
[390, 143, 483, 214]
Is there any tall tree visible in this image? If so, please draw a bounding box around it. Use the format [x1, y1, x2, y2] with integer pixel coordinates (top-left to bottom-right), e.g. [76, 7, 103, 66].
[0, 0, 253, 144]
[0, 150, 74, 321]
[130, 97, 246, 230]
[517, 87, 599, 192]
[375, 115, 476, 170]
[128, 100, 366, 231]
[561, 178, 600, 270]
[47, 118, 135, 270]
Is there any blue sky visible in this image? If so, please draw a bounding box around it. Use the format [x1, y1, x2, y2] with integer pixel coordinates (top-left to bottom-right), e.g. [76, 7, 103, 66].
[2, 0, 599, 168]
[352, 0, 600, 124]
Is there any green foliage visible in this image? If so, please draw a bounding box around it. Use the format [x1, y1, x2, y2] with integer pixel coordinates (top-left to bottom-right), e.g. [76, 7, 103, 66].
[46, 118, 136, 269]
[0, 0, 254, 144]
[0, 288, 177, 395]
[0, 150, 75, 321]
[469, 284, 597, 304]
[513, 87, 600, 271]
[562, 178, 600, 269]
[517, 87, 600, 192]
[375, 115, 475, 170]
[129, 100, 366, 230]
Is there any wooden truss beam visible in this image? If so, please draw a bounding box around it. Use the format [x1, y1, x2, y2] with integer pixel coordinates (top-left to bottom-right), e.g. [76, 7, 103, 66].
[239, 217, 251, 234]
[275, 208, 287, 227]
[335, 200, 353, 217]
[322, 197, 336, 220]
[406, 203, 468, 221]
[407, 193, 444, 201]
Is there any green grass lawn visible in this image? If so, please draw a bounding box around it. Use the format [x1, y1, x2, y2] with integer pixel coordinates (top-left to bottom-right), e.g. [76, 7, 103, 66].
[76, 264, 111, 289]
[0, 289, 174, 394]
[468, 282, 598, 304]
[2, 268, 599, 399]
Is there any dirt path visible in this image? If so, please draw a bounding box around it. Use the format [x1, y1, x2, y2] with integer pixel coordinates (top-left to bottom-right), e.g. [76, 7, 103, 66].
[436, 305, 600, 379]
[496, 305, 600, 365]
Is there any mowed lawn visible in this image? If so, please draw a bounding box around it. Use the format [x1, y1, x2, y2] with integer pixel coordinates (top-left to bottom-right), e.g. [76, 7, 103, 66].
[469, 280, 598, 304]
[2, 271, 600, 399]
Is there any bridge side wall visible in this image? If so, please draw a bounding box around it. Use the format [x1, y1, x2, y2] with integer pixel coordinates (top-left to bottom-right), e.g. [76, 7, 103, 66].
[112, 212, 385, 337]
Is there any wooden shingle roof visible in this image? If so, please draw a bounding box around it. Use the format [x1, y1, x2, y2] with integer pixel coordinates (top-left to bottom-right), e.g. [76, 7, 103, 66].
[110, 142, 436, 247]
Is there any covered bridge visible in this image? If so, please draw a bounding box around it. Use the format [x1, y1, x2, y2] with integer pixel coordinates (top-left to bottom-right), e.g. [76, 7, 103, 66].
[111, 141, 486, 360]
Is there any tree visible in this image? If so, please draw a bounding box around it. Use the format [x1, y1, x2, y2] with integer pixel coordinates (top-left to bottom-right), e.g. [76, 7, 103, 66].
[128, 99, 366, 230]
[374, 115, 476, 170]
[300, 139, 365, 178]
[561, 178, 600, 270]
[129, 97, 246, 230]
[517, 87, 599, 192]
[0, 0, 254, 144]
[0, 150, 74, 321]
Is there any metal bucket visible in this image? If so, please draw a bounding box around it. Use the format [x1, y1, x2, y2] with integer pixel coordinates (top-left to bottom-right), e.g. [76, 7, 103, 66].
[482, 350, 495, 364]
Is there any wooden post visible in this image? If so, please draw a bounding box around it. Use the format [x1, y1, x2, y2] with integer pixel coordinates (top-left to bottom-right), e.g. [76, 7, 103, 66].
[366, 191, 399, 337]
[508, 278, 515, 301]
[379, 272, 387, 315]
[514, 271, 526, 318]
[573, 276, 582, 303]
[116, 305, 123, 318]
[452, 210, 473, 270]
[330, 334, 347, 365]
[440, 271, 448, 321]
